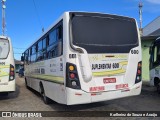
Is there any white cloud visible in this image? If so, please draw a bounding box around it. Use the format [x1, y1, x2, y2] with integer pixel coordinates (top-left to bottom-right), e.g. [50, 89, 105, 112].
[146, 0, 160, 4]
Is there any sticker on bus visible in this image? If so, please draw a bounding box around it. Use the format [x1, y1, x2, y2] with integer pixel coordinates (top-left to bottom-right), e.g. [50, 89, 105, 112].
[89, 86, 105, 92]
[103, 78, 116, 84]
[116, 84, 128, 89]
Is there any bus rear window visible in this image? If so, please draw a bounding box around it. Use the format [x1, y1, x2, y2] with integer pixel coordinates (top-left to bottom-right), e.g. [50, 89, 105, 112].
[71, 14, 139, 53]
[0, 39, 9, 59]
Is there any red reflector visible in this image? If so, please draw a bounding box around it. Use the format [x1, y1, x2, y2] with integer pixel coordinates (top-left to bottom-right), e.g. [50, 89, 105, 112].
[10, 72, 14, 76]
[91, 93, 97, 96]
[70, 73, 75, 79]
[137, 70, 141, 74]
[75, 93, 82, 96]
[90, 86, 105, 92]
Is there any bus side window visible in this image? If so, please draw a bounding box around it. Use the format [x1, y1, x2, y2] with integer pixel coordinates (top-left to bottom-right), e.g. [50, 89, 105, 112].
[24, 50, 29, 64]
[38, 40, 42, 51]
[30, 45, 37, 63]
[51, 45, 58, 58]
[42, 38, 47, 60]
[57, 24, 63, 40]
[49, 29, 57, 45]
[28, 49, 31, 64]
[32, 45, 37, 55]
[31, 54, 36, 63]
[37, 40, 43, 61]
[57, 24, 63, 56]
[46, 36, 50, 59]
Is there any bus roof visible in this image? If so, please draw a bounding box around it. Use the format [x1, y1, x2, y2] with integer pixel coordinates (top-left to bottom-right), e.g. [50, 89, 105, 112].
[0, 35, 10, 40]
[69, 11, 135, 20]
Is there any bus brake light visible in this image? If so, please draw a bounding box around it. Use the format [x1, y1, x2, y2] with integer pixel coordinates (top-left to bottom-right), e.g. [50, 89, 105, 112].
[70, 73, 75, 79]
[10, 72, 14, 76]
[137, 70, 141, 75]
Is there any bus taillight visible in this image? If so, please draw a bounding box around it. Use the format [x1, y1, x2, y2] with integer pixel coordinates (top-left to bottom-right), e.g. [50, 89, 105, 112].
[9, 64, 15, 81]
[137, 70, 141, 75]
[135, 61, 142, 84]
[66, 63, 81, 89]
[70, 73, 75, 79]
[69, 65, 74, 71]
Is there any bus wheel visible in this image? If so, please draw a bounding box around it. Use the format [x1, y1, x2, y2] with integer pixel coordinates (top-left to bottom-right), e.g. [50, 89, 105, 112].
[40, 83, 50, 104]
[157, 82, 160, 94]
[2, 92, 9, 96]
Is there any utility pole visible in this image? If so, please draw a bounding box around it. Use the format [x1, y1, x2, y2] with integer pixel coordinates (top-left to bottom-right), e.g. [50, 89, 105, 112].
[139, 0, 143, 36]
[1, 0, 6, 36]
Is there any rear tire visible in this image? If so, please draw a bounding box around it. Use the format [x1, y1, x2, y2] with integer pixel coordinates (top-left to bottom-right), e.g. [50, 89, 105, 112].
[40, 83, 50, 104]
[2, 92, 9, 96]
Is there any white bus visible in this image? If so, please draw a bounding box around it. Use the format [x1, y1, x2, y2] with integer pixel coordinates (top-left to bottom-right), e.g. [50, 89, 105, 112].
[22, 12, 142, 105]
[149, 37, 160, 93]
[0, 36, 15, 95]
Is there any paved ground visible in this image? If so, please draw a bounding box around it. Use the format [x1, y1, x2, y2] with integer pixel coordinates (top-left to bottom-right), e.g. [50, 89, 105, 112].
[0, 75, 160, 120]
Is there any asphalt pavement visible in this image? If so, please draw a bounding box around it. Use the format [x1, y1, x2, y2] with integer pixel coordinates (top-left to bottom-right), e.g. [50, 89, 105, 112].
[0, 75, 160, 120]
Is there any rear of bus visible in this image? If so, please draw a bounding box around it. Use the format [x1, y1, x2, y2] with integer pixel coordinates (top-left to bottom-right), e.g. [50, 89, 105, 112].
[0, 36, 15, 94]
[65, 12, 142, 105]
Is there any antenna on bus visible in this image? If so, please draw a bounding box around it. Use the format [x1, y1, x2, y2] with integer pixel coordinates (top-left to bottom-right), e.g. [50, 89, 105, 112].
[139, 0, 143, 36]
[42, 27, 44, 32]
[1, 0, 6, 36]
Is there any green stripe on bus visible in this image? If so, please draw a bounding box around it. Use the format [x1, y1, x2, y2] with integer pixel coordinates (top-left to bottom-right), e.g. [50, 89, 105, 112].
[0, 74, 9, 77]
[26, 74, 64, 84]
[0, 65, 10, 69]
[0, 71, 9, 77]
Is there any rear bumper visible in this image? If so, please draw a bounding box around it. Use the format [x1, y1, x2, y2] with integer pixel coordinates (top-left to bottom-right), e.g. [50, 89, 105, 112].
[0, 80, 16, 92]
[66, 81, 142, 105]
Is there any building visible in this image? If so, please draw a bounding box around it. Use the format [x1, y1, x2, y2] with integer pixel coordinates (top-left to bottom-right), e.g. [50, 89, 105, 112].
[141, 16, 160, 81]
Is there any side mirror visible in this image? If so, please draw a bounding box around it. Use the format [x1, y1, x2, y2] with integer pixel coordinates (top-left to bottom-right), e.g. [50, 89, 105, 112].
[21, 56, 24, 61]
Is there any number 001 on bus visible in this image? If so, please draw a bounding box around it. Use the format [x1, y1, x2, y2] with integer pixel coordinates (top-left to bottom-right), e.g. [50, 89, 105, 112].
[22, 12, 142, 105]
